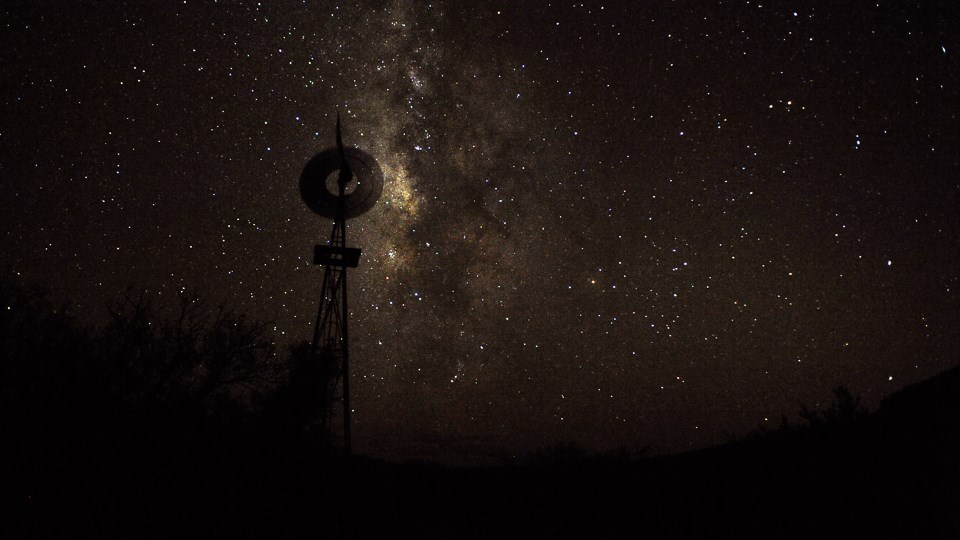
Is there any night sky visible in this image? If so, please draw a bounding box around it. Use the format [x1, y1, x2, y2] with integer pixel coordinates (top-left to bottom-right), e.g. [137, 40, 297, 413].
[2, 1, 958, 464]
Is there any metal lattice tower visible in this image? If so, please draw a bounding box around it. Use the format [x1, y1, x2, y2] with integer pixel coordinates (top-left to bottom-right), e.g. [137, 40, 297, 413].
[300, 114, 383, 454]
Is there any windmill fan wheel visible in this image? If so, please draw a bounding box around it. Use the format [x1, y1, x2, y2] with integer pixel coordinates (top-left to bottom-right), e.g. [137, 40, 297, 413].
[300, 146, 384, 219]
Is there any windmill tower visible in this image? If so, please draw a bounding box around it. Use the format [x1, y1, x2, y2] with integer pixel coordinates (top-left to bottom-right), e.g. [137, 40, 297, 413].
[299, 114, 384, 454]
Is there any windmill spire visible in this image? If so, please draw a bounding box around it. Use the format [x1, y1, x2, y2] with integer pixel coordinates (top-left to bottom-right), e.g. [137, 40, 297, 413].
[336, 111, 344, 155]
[335, 112, 352, 188]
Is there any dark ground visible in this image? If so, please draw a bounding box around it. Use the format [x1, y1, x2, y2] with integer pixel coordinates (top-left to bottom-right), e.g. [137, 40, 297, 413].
[3, 283, 958, 539]
[5, 367, 957, 539]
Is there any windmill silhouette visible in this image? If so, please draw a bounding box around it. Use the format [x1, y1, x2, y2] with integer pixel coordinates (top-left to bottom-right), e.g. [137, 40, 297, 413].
[299, 114, 384, 454]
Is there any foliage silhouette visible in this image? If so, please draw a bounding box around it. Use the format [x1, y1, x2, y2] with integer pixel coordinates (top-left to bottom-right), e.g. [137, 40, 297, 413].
[260, 340, 341, 447]
[95, 288, 279, 415]
[798, 385, 869, 429]
[0, 281, 342, 537]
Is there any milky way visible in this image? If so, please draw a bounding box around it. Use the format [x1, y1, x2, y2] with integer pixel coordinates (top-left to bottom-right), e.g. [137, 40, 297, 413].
[2, 1, 958, 462]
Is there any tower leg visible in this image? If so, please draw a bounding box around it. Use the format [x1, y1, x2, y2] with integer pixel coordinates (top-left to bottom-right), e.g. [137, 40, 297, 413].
[310, 214, 355, 456]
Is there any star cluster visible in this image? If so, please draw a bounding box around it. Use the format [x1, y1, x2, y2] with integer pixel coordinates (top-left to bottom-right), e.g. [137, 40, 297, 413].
[2, 1, 958, 463]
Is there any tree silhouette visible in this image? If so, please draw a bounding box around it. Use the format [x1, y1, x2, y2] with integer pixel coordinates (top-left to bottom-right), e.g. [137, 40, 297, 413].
[799, 385, 868, 429]
[92, 288, 280, 420]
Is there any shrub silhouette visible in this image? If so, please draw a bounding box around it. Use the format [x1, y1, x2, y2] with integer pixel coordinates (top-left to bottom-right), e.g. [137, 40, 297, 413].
[260, 340, 341, 446]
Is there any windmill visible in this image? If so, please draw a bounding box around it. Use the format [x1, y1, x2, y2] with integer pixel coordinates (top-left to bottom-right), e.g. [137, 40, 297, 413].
[299, 114, 384, 454]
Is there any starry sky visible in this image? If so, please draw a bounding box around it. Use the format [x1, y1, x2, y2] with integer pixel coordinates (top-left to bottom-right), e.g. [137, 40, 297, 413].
[2, 1, 958, 464]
